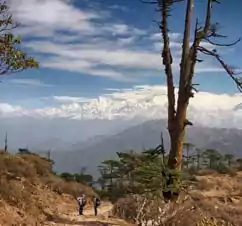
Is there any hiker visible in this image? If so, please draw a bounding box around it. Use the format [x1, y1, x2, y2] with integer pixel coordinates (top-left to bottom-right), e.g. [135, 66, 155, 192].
[77, 193, 86, 215]
[93, 196, 101, 216]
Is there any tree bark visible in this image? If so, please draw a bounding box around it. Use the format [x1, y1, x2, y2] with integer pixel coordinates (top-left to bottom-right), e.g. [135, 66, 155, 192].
[159, 0, 193, 202]
[167, 0, 194, 171]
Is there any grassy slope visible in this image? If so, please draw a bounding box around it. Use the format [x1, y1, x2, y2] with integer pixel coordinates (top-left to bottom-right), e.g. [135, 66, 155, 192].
[0, 151, 96, 225]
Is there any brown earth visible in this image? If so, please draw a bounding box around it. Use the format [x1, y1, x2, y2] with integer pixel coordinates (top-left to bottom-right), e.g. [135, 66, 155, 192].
[0, 152, 129, 226]
[2, 151, 242, 225]
[43, 202, 131, 226]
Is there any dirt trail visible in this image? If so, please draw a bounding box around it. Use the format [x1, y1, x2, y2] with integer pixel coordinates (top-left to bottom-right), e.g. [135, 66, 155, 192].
[44, 202, 131, 226]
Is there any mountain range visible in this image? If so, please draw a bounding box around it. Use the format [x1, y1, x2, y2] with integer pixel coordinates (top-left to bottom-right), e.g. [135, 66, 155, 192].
[50, 119, 242, 177]
[0, 117, 143, 151]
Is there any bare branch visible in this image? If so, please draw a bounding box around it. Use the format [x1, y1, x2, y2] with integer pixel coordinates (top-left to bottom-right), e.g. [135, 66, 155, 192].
[188, 18, 199, 83]
[179, 0, 193, 80]
[203, 0, 212, 35]
[184, 119, 193, 127]
[197, 46, 242, 92]
[158, 0, 176, 130]
[188, 0, 241, 91]
[204, 37, 241, 47]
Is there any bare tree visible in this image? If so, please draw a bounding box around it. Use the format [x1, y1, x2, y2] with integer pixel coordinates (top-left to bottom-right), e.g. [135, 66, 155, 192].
[143, 0, 242, 199]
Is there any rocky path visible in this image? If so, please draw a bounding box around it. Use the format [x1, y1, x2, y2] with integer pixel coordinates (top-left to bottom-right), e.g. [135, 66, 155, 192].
[44, 202, 131, 226]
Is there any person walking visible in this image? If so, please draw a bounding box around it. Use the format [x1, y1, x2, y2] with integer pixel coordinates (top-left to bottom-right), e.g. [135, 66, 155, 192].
[92, 196, 101, 216]
[77, 193, 86, 215]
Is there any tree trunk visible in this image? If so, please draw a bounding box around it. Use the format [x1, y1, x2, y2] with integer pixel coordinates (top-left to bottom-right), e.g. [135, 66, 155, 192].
[161, 0, 193, 202]
[167, 90, 189, 171]
[209, 158, 212, 169]
[186, 147, 189, 169]
[166, 0, 193, 171]
[162, 99, 188, 203]
[228, 159, 231, 167]
[197, 155, 200, 170]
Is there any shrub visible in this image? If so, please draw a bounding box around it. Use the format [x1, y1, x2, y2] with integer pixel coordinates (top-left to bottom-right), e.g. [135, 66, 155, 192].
[216, 163, 237, 177]
[42, 176, 95, 199]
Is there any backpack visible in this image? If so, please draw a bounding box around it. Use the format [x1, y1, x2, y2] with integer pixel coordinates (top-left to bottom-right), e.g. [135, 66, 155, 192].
[82, 198, 87, 206]
[77, 196, 86, 206]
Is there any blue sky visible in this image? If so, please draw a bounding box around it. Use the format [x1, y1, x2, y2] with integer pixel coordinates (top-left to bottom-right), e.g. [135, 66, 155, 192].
[2, 0, 242, 109]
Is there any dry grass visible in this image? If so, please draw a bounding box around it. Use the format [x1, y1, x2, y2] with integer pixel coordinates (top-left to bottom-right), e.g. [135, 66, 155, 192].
[112, 196, 138, 223]
[113, 172, 242, 225]
[0, 152, 96, 226]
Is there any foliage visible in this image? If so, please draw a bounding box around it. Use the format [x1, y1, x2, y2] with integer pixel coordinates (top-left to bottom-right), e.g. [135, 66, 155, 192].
[97, 148, 184, 202]
[202, 149, 223, 170]
[0, 1, 38, 76]
[183, 142, 195, 169]
[224, 154, 235, 167]
[237, 158, 242, 170]
[98, 138, 241, 204]
[59, 171, 93, 186]
[107, 143, 241, 225]
[18, 148, 31, 154]
[60, 172, 74, 182]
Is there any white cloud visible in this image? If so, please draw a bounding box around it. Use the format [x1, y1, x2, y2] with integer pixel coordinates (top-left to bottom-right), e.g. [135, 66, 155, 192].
[25, 40, 166, 69]
[53, 96, 93, 103]
[10, 0, 144, 38]
[1, 85, 242, 129]
[109, 5, 130, 12]
[25, 40, 224, 77]
[6, 79, 52, 87]
[150, 32, 181, 42]
[118, 36, 136, 45]
[8, 0, 226, 80]
[0, 103, 26, 117]
[153, 39, 215, 52]
[10, 0, 99, 35]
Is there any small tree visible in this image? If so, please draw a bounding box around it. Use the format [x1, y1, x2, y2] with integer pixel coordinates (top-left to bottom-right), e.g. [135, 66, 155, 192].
[18, 148, 31, 154]
[224, 153, 234, 167]
[99, 159, 120, 200]
[74, 172, 93, 186]
[183, 142, 194, 169]
[60, 172, 74, 181]
[0, 1, 38, 76]
[236, 158, 242, 171]
[195, 147, 203, 170]
[98, 165, 108, 190]
[202, 149, 222, 170]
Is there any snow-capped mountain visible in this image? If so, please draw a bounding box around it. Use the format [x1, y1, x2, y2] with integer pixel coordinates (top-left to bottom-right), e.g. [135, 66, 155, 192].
[2, 85, 242, 130]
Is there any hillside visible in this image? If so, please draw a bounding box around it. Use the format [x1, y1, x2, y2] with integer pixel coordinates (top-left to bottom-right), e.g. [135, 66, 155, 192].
[113, 171, 242, 225]
[0, 151, 130, 226]
[2, 151, 242, 226]
[51, 120, 242, 175]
